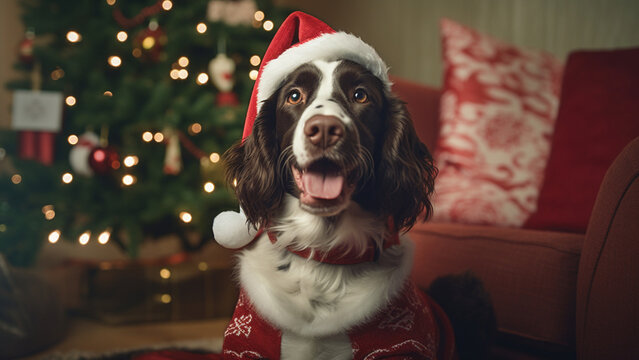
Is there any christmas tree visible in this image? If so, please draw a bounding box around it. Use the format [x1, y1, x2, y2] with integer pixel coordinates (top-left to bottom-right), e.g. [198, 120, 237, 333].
[0, 0, 290, 266]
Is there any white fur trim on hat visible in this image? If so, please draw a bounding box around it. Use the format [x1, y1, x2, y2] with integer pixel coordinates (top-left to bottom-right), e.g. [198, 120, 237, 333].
[256, 32, 391, 113]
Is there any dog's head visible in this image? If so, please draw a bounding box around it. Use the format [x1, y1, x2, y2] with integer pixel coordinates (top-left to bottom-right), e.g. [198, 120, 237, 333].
[225, 58, 436, 232]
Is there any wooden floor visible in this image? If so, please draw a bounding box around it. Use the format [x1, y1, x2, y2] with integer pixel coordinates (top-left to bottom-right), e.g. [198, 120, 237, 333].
[25, 317, 230, 359]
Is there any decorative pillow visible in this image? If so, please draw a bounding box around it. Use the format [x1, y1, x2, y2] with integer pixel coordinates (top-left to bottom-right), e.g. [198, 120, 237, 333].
[524, 47, 639, 233]
[431, 19, 563, 227]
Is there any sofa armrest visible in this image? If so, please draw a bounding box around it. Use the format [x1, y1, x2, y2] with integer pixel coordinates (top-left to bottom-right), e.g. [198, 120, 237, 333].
[577, 136, 639, 359]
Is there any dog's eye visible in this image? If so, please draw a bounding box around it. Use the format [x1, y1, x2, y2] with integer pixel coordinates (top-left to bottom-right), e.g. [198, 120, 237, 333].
[353, 88, 368, 103]
[286, 89, 304, 105]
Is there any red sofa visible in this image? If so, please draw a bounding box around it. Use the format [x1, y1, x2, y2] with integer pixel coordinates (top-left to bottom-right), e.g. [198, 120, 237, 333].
[393, 70, 639, 359]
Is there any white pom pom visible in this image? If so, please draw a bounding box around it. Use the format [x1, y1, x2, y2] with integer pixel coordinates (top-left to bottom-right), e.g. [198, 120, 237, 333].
[212, 209, 258, 249]
[69, 132, 99, 177]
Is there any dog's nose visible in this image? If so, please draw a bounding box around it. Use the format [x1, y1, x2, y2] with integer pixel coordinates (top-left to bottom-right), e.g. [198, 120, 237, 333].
[304, 115, 344, 148]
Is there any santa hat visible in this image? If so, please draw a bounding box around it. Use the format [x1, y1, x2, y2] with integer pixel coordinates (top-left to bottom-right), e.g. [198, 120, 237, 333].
[213, 11, 391, 249]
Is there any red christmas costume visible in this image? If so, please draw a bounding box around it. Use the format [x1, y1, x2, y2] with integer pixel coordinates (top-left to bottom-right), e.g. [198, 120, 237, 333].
[222, 282, 456, 360]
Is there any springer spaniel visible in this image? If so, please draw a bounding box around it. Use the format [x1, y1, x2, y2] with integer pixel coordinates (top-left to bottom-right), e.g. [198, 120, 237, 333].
[221, 58, 450, 360]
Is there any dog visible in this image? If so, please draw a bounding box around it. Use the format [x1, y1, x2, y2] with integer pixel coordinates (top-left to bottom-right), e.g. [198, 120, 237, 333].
[221, 57, 453, 360]
[214, 12, 494, 360]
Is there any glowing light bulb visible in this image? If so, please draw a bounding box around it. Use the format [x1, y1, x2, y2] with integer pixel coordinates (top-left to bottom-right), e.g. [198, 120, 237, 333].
[179, 211, 192, 223]
[66, 31, 81, 43]
[48, 230, 61, 244]
[198, 262, 208, 271]
[116, 31, 128, 42]
[122, 174, 135, 186]
[142, 36, 155, 49]
[249, 70, 259, 80]
[233, 178, 238, 187]
[11, 174, 22, 184]
[51, 68, 65, 80]
[196, 23, 207, 34]
[189, 123, 202, 134]
[108, 55, 122, 67]
[263, 20, 274, 31]
[160, 268, 171, 279]
[142, 131, 153, 142]
[154, 132, 164, 142]
[79, 231, 90, 245]
[98, 231, 110, 244]
[196, 73, 209, 85]
[162, 0, 173, 11]
[160, 294, 172, 303]
[178, 56, 189, 67]
[254, 11, 265, 21]
[44, 209, 55, 220]
[169, 69, 180, 79]
[250, 55, 261, 66]
[104, 91, 113, 97]
[204, 182, 215, 193]
[178, 69, 188, 79]
[68, 134, 79, 145]
[106, 0, 116, 5]
[123, 155, 139, 167]
[65, 96, 76, 106]
[62, 173, 73, 184]
[209, 152, 220, 163]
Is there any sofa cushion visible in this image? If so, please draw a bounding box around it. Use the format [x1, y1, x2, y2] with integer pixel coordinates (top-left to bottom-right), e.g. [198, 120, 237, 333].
[390, 76, 441, 152]
[409, 222, 582, 347]
[524, 48, 639, 233]
[432, 18, 563, 227]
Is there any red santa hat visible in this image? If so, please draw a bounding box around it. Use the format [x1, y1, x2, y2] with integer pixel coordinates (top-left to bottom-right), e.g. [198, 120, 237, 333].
[244, 11, 391, 140]
[214, 11, 391, 249]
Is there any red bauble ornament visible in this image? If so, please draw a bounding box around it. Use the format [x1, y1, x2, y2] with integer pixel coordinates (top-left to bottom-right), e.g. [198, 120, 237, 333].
[132, 21, 167, 63]
[18, 31, 35, 64]
[89, 146, 120, 175]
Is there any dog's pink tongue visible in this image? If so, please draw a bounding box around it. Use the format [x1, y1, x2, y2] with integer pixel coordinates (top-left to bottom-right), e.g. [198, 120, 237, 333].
[302, 171, 344, 199]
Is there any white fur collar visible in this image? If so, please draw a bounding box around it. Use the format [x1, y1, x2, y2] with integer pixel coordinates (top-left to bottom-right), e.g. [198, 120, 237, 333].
[237, 195, 414, 337]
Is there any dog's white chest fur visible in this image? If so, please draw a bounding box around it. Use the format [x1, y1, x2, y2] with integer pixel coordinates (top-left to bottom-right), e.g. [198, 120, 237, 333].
[236, 197, 415, 359]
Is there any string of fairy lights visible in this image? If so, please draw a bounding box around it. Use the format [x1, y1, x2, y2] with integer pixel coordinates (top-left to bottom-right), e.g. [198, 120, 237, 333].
[5, 0, 275, 247]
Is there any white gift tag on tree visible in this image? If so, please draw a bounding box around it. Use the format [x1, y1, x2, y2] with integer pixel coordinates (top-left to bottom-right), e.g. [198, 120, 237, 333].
[12, 90, 63, 132]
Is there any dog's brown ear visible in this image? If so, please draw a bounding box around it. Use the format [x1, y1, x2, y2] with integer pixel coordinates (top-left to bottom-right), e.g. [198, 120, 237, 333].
[224, 98, 283, 228]
[376, 94, 437, 230]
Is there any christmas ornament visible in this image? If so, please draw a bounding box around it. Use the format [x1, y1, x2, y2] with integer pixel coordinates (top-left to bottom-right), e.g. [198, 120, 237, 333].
[209, 53, 239, 106]
[89, 146, 120, 175]
[12, 89, 63, 166]
[132, 20, 167, 62]
[18, 29, 35, 64]
[207, 0, 257, 26]
[163, 128, 182, 175]
[112, 1, 164, 28]
[69, 131, 99, 176]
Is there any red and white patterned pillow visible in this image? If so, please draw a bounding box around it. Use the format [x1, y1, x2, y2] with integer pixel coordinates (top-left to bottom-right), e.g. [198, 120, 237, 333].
[431, 19, 563, 227]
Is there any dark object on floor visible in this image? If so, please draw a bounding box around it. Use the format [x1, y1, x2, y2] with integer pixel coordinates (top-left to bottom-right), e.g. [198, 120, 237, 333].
[427, 271, 497, 360]
[0, 255, 67, 359]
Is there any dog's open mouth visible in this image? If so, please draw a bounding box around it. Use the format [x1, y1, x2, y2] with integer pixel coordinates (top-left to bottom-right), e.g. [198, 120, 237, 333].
[292, 159, 355, 215]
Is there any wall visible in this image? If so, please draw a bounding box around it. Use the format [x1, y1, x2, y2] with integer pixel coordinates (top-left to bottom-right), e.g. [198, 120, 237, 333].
[0, 0, 23, 128]
[274, 0, 639, 86]
[1, 0, 639, 127]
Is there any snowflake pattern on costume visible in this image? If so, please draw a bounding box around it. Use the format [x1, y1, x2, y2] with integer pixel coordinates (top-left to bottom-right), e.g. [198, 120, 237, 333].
[225, 314, 253, 338]
[362, 340, 434, 360]
[378, 307, 415, 331]
[223, 284, 454, 360]
[223, 349, 265, 359]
